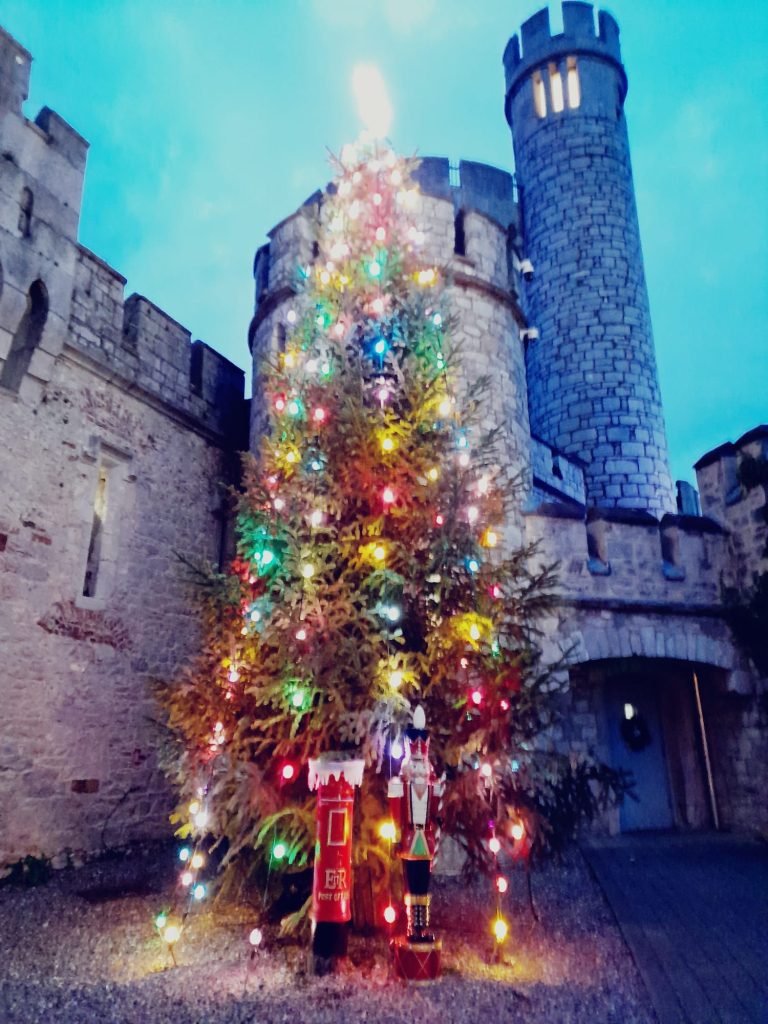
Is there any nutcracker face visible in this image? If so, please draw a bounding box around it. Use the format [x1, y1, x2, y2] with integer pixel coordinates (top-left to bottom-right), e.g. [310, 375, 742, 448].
[404, 753, 429, 793]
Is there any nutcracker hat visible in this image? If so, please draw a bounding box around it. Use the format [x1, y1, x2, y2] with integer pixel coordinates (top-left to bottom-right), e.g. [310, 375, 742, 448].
[406, 705, 430, 760]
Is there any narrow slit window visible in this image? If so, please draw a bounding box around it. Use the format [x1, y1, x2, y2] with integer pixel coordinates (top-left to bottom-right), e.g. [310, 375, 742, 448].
[549, 63, 564, 113]
[19, 186, 33, 237]
[453, 210, 466, 256]
[83, 465, 108, 597]
[532, 70, 546, 118]
[567, 57, 581, 109]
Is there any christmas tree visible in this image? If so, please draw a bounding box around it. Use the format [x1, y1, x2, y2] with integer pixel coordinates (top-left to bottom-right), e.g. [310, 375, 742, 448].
[156, 126, 614, 935]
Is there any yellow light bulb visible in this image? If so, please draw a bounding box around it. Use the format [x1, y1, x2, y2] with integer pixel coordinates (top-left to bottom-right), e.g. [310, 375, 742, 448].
[381, 436, 395, 453]
[373, 545, 386, 562]
[493, 917, 508, 943]
[189, 800, 200, 816]
[191, 852, 204, 870]
[378, 820, 396, 842]
[469, 624, 481, 641]
[286, 451, 298, 464]
[427, 467, 439, 482]
[284, 352, 295, 369]
[301, 563, 315, 579]
[388, 670, 403, 690]
[438, 397, 451, 417]
[164, 924, 181, 945]
[483, 529, 499, 548]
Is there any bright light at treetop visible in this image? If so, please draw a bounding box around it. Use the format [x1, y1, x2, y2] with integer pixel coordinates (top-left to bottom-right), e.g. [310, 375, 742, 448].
[351, 63, 393, 138]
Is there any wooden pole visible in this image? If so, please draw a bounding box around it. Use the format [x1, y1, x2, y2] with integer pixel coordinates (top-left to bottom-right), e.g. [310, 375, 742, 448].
[692, 671, 720, 830]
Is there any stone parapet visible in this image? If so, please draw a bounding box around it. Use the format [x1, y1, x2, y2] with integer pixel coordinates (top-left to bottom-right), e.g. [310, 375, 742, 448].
[68, 247, 244, 443]
[695, 425, 768, 588]
[530, 434, 587, 505]
[525, 503, 729, 607]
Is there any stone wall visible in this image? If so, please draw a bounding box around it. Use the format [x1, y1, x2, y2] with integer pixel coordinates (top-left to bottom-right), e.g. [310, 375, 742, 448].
[0, 24, 245, 867]
[504, 4, 675, 514]
[0, 356, 233, 864]
[695, 425, 768, 590]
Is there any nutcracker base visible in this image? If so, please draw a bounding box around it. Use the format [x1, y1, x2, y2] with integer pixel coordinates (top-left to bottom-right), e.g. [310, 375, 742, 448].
[393, 935, 442, 983]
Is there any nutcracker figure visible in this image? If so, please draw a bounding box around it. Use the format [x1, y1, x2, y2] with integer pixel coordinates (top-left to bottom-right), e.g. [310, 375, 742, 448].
[307, 754, 365, 974]
[388, 705, 444, 981]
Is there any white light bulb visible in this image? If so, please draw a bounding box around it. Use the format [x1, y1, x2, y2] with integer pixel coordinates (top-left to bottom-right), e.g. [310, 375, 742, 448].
[389, 670, 403, 689]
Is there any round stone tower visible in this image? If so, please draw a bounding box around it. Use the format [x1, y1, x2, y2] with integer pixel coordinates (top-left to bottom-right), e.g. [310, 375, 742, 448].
[249, 157, 532, 544]
[504, 2, 674, 514]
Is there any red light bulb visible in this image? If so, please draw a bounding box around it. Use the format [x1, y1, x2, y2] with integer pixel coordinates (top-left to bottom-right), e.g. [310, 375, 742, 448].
[382, 486, 395, 505]
[471, 689, 483, 706]
[383, 904, 397, 925]
[495, 875, 509, 894]
[281, 763, 296, 782]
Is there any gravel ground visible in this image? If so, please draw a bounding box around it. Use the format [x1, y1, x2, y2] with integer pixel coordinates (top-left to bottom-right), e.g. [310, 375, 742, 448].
[0, 845, 655, 1024]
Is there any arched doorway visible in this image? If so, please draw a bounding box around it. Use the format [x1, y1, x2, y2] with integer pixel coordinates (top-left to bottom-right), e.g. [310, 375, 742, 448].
[571, 658, 718, 832]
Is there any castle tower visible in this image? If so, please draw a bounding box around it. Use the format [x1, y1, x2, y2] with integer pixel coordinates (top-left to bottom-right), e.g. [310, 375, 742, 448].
[504, 3, 674, 514]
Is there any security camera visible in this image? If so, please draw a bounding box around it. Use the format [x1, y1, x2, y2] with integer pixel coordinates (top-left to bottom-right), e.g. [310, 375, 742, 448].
[519, 258, 534, 282]
[521, 327, 539, 343]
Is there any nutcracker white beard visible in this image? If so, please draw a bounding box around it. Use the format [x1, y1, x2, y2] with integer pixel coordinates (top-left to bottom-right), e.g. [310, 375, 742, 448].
[404, 757, 430, 827]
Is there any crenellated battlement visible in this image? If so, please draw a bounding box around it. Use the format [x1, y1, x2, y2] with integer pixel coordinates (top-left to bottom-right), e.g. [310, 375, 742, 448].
[695, 425, 768, 587]
[68, 247, 244, 441]
[0, 24, 31, 114]
[504, 3, 622, 95]
[525, 501, 730, 608]
[250, 156, 520, 343]
[0, 23, 244, 444]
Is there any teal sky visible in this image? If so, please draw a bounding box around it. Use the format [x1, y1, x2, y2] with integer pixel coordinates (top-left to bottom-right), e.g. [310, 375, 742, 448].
[4, 0, 767, 485]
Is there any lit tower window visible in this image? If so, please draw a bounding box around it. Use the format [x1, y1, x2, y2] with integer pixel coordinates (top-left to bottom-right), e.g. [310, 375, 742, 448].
[532, 69, 546, 118]
[567, 57, 581, 109]
[549, 62, 564, 113]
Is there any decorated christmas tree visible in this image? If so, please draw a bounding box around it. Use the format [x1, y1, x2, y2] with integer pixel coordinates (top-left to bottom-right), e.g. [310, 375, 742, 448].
[156, 81, 625, 949]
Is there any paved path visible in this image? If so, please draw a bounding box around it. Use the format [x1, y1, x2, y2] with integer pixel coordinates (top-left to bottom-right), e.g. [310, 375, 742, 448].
[582, 834, 768, 1024]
